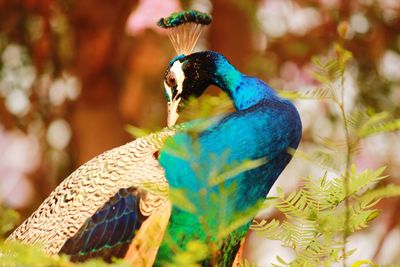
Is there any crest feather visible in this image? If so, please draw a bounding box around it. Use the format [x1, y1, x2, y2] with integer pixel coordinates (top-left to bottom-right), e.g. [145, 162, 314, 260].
[157, 10, 212, 55]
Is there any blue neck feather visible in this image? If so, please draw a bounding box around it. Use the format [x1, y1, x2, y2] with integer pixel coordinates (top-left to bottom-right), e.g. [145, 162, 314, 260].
[212, 53, 281, 111]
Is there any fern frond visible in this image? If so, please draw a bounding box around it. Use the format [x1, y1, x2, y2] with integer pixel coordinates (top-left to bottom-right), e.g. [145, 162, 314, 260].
[317, 137, 348, 150]
[347, 110, 400, 139]
[346, 110, 369, 132]
[347, 166, 386, 196]
[293, 149, 342, 172]
[278, 86, 336, 101]
[250, 219, 281, 239]
[358, 184, 400, 209]
[311, 57, 342, 83]
[275, 190, 313, 219]
[317, 204, 379, 233]
[328, 166, 386, 201]
[254, 164, 397, 266]
[358, 113, 400, 138]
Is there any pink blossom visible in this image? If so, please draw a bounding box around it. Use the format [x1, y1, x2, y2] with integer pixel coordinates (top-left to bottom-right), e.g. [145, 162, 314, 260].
[0, 125, 40, 208]
[126, 0, 181, 35]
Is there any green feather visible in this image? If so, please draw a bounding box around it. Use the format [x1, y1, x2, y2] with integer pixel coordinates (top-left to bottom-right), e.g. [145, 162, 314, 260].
[157, 10, 212, 29]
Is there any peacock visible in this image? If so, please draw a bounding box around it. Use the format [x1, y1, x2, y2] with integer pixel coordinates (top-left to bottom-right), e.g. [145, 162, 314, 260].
[7, 10, 302, 266]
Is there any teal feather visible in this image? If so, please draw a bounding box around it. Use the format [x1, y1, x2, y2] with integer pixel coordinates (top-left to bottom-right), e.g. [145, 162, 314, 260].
[157, 10, 212, 29]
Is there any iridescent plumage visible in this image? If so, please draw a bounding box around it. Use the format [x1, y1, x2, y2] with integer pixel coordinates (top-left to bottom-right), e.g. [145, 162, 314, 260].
[8, 10, 302, 267]
[156, 51, 302, 265]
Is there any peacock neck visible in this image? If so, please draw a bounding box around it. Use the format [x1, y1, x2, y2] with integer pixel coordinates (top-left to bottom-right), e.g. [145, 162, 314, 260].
[212, 56, 281, 111]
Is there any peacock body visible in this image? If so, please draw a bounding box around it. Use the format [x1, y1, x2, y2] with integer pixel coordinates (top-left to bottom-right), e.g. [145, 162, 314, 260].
[7, 10, 302, 267]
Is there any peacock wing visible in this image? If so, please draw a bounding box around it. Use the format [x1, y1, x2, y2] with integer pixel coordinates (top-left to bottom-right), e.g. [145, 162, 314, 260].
[124, 198, 171, 266]
[59, 187, 170, 263]
[7, 128, 175, 258]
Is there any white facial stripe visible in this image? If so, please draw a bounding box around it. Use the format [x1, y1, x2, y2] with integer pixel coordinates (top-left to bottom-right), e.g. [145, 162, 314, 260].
[165, 60, 185, 127]
[167, 97, 181, 127]
[169, 60, 185, 100]
[164, 81, 172, 102]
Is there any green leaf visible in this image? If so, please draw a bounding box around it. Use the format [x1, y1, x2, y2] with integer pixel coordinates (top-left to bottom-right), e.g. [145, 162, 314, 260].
[216, 204, 259, 241]
[179, 93, 233, 122]
[350, 260, 378, 267]
[169, 189, 197, 214]
[276, 255, 289, 265]
[358, 114, 400, 138]
[359, 184, 400, 209]
[241, 259, 258, 267]
[277, 86, 336, 100]
[0, 207, 19, 236]
[125, 124, 152, 138]
[208, 157, 267, 186]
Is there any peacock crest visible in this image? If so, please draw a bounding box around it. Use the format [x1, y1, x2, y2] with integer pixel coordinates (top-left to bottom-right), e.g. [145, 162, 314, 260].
[157, 10, 212, 55]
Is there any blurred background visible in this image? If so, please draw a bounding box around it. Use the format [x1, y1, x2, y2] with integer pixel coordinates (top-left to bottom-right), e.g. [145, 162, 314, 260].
[0, 0, 399, 265]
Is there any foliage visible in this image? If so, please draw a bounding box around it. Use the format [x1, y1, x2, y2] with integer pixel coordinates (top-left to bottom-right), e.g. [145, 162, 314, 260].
[250, 27, 400, 266]
[0, 206, 19, 237]
[0, 240, 130, 267]
[126, 93, 233, 139]
[251, 169, 400, 266]
[163, 240, 209, 267]
[179, 93, 234, 123]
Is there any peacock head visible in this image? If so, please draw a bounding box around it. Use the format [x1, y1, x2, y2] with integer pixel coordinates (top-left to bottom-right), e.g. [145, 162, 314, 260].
[164, 51, 226, 127]
[158, 10, 215, 127]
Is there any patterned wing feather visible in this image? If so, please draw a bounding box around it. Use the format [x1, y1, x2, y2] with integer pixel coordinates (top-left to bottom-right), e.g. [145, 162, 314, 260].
[60, 187, 149, 262]
[7, 128, 176, 256]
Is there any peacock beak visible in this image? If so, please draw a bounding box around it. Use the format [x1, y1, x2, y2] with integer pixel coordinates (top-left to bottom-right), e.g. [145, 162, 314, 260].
[167, 98, 181, 127]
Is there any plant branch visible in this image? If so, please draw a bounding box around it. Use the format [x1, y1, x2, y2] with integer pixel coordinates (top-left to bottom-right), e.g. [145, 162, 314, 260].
[336, 55, 352, 267]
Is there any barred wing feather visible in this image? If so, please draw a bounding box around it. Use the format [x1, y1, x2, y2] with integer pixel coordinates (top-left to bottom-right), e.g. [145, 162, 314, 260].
[7, 128, 175, 262]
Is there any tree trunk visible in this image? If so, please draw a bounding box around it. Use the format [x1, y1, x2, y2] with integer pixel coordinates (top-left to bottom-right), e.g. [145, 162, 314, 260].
[66, 0, 138, 165]
[209, 0, 258, 70]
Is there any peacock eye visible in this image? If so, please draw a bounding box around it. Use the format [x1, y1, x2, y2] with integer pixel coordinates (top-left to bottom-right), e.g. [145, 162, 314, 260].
[166, 72, 177, 88]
